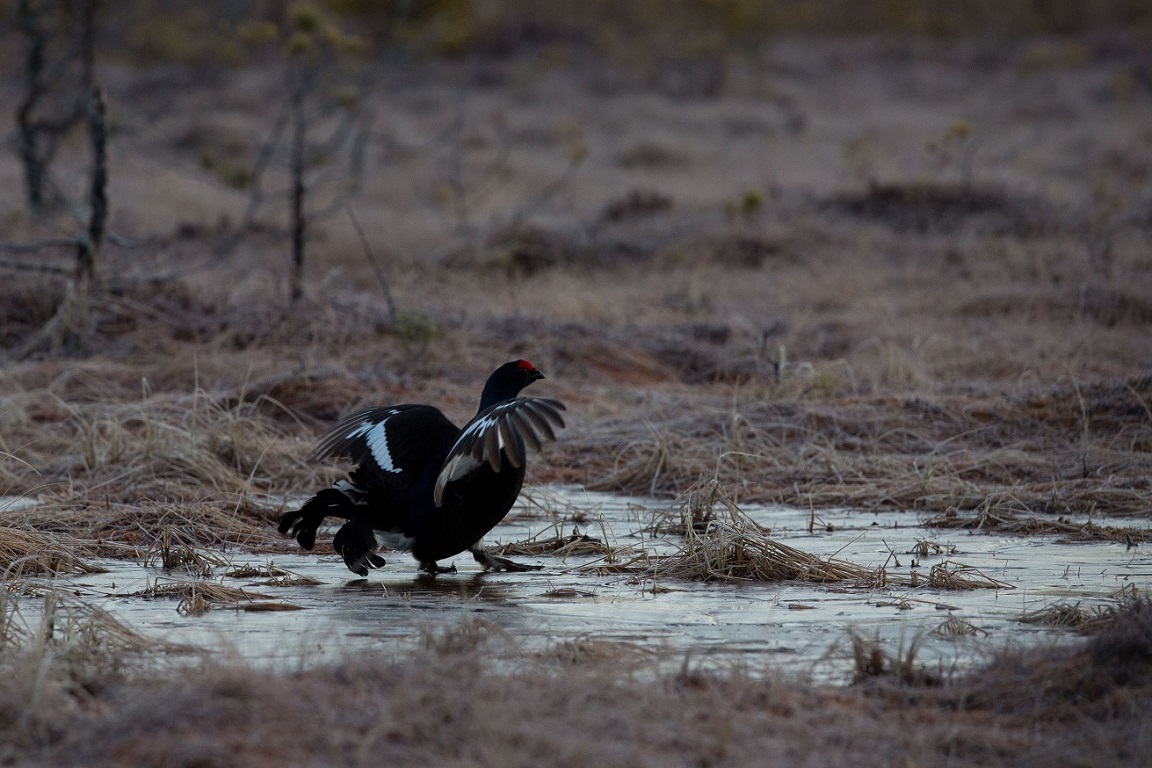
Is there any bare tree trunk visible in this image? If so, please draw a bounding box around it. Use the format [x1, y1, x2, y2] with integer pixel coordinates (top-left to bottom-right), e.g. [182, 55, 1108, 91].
[77, 83, 106, 282]
[16, 0, 100, 214]
[75, 0, 102, 283]
[289, 59, 307, 303]
[16, 0, 50, 211]
[76, 0, 97, 87]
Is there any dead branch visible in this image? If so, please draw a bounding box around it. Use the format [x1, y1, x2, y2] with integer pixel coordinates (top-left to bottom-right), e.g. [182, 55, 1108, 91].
[345, 204, 398, 325]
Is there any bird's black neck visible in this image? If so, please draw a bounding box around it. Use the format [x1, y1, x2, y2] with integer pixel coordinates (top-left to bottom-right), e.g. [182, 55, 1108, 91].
[476, 373, 529, 414]
[477, 379, 520, 413]
[476, 361, 541, 413]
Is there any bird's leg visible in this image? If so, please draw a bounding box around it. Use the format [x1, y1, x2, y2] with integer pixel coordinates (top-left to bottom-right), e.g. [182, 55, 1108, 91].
[419, 561, 457, 575]
[470, 547, 543, 572]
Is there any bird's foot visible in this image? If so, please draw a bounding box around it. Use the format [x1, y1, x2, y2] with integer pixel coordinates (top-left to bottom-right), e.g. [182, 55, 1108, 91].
[419, 561, 458, 575]
[471, 549, 543, 572]
[347, 553, 387, 577]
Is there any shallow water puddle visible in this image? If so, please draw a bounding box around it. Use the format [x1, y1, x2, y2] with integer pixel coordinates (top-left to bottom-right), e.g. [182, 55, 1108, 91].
[20, 487, 1152, 681]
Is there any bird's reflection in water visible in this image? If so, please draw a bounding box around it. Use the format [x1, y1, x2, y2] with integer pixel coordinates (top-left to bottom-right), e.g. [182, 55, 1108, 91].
[336, 571, 519, 602]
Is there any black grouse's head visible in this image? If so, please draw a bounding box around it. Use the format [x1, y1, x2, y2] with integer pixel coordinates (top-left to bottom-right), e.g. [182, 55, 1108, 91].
[479, 360, 545, 410]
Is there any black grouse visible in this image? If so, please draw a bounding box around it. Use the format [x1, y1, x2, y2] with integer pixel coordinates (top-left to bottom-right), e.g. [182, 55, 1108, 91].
[278, 360, 565, 575]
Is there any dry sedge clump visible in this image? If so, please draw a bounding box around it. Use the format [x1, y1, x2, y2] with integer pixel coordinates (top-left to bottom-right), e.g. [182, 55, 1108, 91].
[496, 528, 610, 558]
[638, 481, 875, 583]
[585, 427, 680, 496]
[932, 616, 987, 638]
[0, 584, 28, 649]
[43, 593, 190, 656]
[130, 580, 280, 616]
[0, 590, 196, 750]
[4, 588, 192, 657]
[1019, 601, 1127, 633]
[849, 631, 940, 687]
[651, 521, 874, 583]
[0, 526, 105, 576]
[647, 478, 744, 536]
[224, 563, 322, 586]
[143, 527, 229, 575]
[908, 539, 956, 558]
[927, 561, 1014, 590]
[959, 598, 1152, 725]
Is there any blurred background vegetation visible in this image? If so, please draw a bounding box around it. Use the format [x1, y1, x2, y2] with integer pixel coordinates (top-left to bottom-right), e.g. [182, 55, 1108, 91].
[2, 0, 1151, 74]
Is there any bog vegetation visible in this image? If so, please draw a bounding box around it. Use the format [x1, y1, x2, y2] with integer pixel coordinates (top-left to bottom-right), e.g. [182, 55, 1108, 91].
[1, 1, 1151, 764]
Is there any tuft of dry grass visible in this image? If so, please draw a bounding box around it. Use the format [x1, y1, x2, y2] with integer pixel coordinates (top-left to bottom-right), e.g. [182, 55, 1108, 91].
[0, 527, 105, 577]
[143, 527, 229, 576]
[648, 520, 875, 583]
[932, 616, 987, 638]
[926, 561, 1014, 590]
[495, 527, 610, 558]
[629, 483, 890, 585]
[223, 563, 322, 587]
[128, 580, 282, 616]
[645, 478, 745, 536]
[2, 585, 193, 665]
[0, 370, 318, 507]
[0, 596, 1148, 766]
[849, 631, 941, 687]
[907, 539, 956, 557]
[1019, 601, 1130, 634]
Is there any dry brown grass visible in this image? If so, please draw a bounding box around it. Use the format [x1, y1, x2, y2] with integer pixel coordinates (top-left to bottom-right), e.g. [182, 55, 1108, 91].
[11, 497, 288, 557]
[647, 520, 876, 583]
[223, 563, 323, 587]
[1, 34, 1147, 514]
[0, 599, 1148, 767]
[0, 378, 310, 498]
[926, 506, 1152, 542]
[127, 580, 285, 616]
[0, 527, 104, 577]
[576, 377, 1152, 519]
[142, 526, 230, 576]
[0, 30, 1149, 763]
[1019, 601, 1131, 634]
[607, 483, 901, 585]
[495, 528, 611, 558]
[925, 561, 1015, 590]
[617, 483, 1021, 589]
[932, 615, 987, 638]
[849, 630, 940, 686]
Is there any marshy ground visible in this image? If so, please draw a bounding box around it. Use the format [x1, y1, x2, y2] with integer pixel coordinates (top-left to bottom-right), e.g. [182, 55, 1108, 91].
[2, 10, 1152, 765]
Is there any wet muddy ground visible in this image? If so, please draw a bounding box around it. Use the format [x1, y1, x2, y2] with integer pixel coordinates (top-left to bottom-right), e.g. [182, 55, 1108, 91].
[16, 487, 1148, 682]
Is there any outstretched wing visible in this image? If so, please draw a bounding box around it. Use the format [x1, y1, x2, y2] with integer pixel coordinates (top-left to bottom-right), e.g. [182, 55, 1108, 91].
[434, 397, 566, 505]
[311, 404, 459, 490]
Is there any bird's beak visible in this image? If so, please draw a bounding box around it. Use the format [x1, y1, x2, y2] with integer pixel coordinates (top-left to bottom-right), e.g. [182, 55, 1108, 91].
[530, 370, 546, 382]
